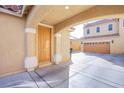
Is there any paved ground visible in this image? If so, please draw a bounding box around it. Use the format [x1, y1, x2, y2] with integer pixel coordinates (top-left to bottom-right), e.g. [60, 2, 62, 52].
[0, 52, 124, 88]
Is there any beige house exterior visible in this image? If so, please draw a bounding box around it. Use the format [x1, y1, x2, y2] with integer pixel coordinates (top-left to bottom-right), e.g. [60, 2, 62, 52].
[82, 18, 124, 54]
[84, 19, 119, 38]
[1, 5, 124, 76]
[70, 39, 81, 51]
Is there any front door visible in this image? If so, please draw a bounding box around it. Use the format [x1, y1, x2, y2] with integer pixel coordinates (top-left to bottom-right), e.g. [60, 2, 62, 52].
[38, 25, 51, 65]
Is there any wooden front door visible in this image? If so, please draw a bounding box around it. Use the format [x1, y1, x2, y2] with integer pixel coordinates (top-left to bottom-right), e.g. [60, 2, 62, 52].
[38, 26, 51, 64]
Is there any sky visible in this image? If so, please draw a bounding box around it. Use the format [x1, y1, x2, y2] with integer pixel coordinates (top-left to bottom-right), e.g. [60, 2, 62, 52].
[70, 23, 84, 39]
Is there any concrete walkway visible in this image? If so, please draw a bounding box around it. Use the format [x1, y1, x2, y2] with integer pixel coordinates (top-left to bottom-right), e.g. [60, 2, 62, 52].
[0, 52, 124, 88]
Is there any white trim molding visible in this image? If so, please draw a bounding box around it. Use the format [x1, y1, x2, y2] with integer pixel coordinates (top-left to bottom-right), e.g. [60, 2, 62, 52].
[25, 28, 36, 34]
[83, 40, 112, 43]
[24, 56, 38, 71]
[38, 23, 53, 28]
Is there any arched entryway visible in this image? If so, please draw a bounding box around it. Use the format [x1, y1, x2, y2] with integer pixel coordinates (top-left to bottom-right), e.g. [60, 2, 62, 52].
[24, 5, 124, 71]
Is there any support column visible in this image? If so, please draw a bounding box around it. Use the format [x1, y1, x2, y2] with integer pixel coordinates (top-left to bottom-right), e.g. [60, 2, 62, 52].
[24, 28, 38, 71]
[54, 29, 71, 64]
[54, 33, 62, 64]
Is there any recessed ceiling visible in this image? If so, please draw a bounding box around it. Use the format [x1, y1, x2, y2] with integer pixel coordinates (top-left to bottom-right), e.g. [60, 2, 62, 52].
[38, 5, 95, 25]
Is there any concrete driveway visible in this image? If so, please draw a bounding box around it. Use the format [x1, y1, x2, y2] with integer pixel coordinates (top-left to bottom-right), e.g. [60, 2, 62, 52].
[0, 52, 124, 88]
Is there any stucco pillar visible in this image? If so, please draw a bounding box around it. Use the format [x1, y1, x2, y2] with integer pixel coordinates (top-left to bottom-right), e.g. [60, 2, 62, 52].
[24, 28, 38, 71]
[54, 33, 62, 64]
[54, 29, 71, 64]
[60, 30, 71, 62]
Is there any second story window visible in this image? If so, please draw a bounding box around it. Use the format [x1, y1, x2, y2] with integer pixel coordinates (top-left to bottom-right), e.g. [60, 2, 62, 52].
[96, 27, 100, 33]
[108, 24, 113, 31]
[87, 29, 90, 34]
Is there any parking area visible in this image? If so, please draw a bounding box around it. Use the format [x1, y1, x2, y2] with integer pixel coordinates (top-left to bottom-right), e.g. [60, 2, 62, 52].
[0, 52, 124, 88]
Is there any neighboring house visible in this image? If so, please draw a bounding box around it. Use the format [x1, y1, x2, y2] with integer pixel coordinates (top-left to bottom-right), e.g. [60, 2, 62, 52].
[82, 18, 124, 54]
[70, 30, 82, 52]
[70, 39, 81, 51]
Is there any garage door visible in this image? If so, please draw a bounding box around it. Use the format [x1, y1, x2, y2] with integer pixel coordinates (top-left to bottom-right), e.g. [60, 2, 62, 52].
[84, 42, 110, 54]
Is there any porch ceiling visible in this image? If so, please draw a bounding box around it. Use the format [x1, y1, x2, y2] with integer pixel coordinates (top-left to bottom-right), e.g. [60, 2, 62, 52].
[26, 5, 94, 27]
[38, 5, 94, 25]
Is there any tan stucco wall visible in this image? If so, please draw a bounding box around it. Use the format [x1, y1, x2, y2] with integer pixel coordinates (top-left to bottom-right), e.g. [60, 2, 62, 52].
[26, 33, 36, 57]
[26, 6, 41, 28]
[84, 19, 119, 37]
[0, 13, 26, 76]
